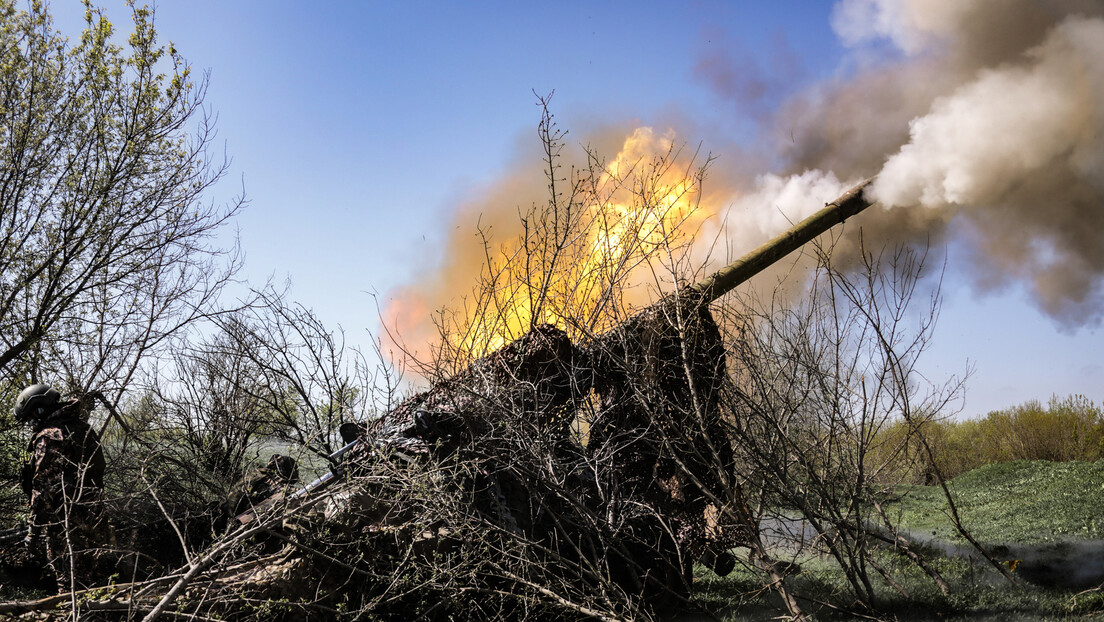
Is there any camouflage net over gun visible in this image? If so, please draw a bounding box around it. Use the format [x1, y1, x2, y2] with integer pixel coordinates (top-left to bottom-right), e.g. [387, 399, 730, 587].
[0, 181, 875, 620]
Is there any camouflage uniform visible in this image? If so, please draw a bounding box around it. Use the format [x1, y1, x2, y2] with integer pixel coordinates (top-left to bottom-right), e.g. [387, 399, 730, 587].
[224, 454, 300, 520]
[23, 399, 110, 591]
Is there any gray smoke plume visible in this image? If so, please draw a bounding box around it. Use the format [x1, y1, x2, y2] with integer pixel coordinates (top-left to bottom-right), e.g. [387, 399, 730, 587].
[771, 0, 1104, 326]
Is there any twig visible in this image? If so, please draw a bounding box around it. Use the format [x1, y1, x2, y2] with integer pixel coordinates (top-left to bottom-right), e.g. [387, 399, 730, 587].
[500, 570, 626, 622]
[140, 515, 286, 622]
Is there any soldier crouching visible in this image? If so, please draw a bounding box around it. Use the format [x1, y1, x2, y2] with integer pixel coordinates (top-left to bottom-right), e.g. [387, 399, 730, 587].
[15, 383, 111, 592]
[222, 453, 300, 525]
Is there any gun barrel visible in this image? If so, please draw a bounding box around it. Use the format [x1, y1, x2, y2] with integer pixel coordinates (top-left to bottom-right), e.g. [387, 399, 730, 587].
[236, 440, 362, 525]
[288, 439, 360, 499]
[289, 471, 338, 499]
[689, 178, 875, 303]
[328, 439, 361, 463]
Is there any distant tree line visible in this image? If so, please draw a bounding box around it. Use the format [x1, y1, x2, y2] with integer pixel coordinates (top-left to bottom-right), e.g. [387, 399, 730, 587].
[874, 395, 1104, 483]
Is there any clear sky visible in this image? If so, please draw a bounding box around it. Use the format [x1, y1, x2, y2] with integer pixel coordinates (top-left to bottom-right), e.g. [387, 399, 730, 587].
[48, 1, 1104, 418]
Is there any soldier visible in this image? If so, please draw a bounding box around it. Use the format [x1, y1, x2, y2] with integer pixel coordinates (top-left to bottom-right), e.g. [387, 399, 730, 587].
[14, 383, 109, 592]
[223, 453, 300, 521]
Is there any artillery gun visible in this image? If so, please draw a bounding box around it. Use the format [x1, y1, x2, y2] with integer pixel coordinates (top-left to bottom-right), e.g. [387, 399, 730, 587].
[218, 179, 878, 616]
[332, 179, 879, 609]
[4, 181, 874, 620]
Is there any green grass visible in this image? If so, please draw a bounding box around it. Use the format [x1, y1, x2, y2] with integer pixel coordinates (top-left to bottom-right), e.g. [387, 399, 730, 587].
[692, 549, 1104, 621]
[689, 460, 1104, 621]
[884, 460, 1104, 545]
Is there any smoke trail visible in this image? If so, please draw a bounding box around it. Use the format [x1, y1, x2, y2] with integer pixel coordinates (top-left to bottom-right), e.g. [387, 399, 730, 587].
[760, 0, 1104, 325]
[869, 15, 1104, 323]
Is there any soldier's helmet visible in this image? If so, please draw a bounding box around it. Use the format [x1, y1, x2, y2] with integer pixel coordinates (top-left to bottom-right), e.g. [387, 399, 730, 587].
[267, 454, 299, 484]
[13, 383, 62, 422]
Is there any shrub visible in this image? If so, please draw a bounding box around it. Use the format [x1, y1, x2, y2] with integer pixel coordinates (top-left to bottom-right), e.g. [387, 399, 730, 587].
[877, 395, 1104, 482]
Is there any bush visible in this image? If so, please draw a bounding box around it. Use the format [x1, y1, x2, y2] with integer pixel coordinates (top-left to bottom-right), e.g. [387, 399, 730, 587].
[877, 395, 1104, 482]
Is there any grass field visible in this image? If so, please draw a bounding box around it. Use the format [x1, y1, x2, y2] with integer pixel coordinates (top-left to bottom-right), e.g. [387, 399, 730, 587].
[885, 460, 1104, 545]
[690, 460, 1104, 621]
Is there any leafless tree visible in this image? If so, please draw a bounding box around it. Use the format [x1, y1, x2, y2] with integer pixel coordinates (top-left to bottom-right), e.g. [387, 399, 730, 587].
[88, 285, 377, 578]
[712, 237, 970, 615]
[209, 286, 379, 459]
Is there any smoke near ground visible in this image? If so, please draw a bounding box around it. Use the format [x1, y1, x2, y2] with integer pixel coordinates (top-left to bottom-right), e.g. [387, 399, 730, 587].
[383, 0, 1104, 361]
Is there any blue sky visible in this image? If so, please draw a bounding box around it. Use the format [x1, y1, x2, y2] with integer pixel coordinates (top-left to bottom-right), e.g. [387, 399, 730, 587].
[50, 1, 1103, 417]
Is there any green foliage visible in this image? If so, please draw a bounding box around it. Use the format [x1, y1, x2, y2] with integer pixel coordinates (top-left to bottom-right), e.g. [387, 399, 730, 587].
[0, 398, 25, 528]
[0, 377, 35, 528]
[980, 395, 1104, 464]
[694, 456, 1104, 619]
[873, 395, 1104, 483]
[1068, 587, 1104, 616]
[951, 460, 1104, 543]
[0, 0, 248, 555]
[692, 551, 1094, 621]
[886, 460, 1104, 545]
[0, 0, 241, 388]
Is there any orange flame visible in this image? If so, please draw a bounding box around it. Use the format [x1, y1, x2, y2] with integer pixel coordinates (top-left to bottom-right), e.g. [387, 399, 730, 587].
[453, 127, 713, 356]
[386, 126, 718, 366]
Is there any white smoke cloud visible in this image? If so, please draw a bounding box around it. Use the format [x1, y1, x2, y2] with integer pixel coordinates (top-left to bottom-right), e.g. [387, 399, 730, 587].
[771, 2, 1104, 325]
[831, 0, 971, 55]
[386, 0, 1104, 359]
[720, 170, 853, 256]
[871, 16, 1104, 210]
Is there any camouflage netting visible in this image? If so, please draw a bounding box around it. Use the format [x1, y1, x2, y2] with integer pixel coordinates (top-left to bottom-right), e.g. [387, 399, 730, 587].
[586, 294, 752, 580]
[0, 297, 758, 621]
